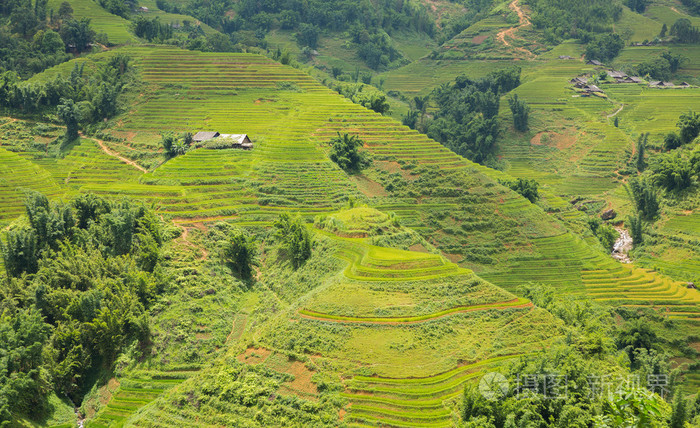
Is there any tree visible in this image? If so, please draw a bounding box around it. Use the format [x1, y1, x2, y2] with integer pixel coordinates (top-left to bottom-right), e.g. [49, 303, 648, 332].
[625, 0, 651, 13]
[635, 133, 647, 171]
[329, 132, 370, 172]
[628, 213, 644, 246]
[596, 223, 618, 252]
[223, 229, 257, 280]
[660, 23, 667, 38]
[614, 116, 619, 128]
[650, 151, 693, 191]
[59, 18, 96, 53]
[57, 98, 79, 143]
[501, 177, 539, 203]
[58, 1, 73, 20]
[677, 110, 700, 144]
[273, 213, 313, 268]
[10, 7, 38, 37]
[617, 318, 658, 366]
[626, 177, 659, 220]
[664, 132, 682, 151]
[661, 51, 685, 73]
[670, 390, 687, 428]
[508, 94, 530, 132]
[0, 229, 39, 277]
[585, 33, 625, 62]
[296, 23, 319, 48]
[670, 18, 700, 43]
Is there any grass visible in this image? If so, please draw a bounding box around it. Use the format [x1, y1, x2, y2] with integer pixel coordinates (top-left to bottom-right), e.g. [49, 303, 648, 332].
[3, 42, 699, 426]
[47, 0, 136, 44]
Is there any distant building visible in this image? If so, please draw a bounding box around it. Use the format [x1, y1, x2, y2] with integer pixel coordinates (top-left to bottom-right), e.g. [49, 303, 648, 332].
[648, 80, 661, 87]
[617, 76, 642, 83]
[679, 82, 691, 87]
[138, 6, 149, 12]
[587, 60, 603, 66]
[661, 81, 675, 87]
[558, 55, 574, 60]
[191, 131, 253, 149]
[582, 84, 604, 93]
[609, 71, 628, 80]
[570, 77, 588, 87]
[218, 134, 253, 149]
[193, 131, 220, 143]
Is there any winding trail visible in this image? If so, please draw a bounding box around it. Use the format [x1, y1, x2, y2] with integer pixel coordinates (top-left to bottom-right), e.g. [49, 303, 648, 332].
[83, 133, 148, 173]
[496, 0, 535, 59]
[179, 225, 209, 260]
[607, 104, 624, 119]
[298, 298, 533, 325]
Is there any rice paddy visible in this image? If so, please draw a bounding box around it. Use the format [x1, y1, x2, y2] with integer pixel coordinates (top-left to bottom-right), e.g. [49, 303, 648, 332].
[2, 39, 700, 426]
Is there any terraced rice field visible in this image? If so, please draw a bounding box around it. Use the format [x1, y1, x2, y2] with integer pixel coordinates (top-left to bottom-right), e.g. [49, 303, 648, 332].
[274, 228, 556, 425]
[47, 0, 136, 44]
[0, 147, 62, 222]
[3, 47, 699, 424]
[342, 356, 515, 427]
[88, 371, 195, 428]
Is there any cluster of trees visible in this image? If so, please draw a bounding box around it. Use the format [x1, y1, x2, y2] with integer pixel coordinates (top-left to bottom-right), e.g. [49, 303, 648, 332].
[350, 25, 403, 70]
[327, 81, 390, 114]
[0, 193, 170, 423]
[0, 0, 97, 78]
[636, 51, 686, 81]
[328, 132, 371, 172]
[625, 0, 652, 13]
[133, 16, 174, 42]
[0, 53, 132, 134]
[647, 111, 700, 192]
[670, 18, 700, 44]
[98, 0, 137, 18]
[508, 94, 530, 132]
[589, 217, 619, 251]
[413, 67, 521, 165]
[161, 132, 193, 158]
[461, 283, 699, 427]
[222, 213, 314, 279]
[529, 0, 622, 41]
[584, 33, 625, 62]
[172, 0, 434, 68]
[500, 177, 539, 203]
[680, 0, 700, 14]
[273, 213, 313, 269]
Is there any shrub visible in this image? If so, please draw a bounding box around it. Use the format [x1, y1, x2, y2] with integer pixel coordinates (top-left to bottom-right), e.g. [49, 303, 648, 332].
[328, 132, 370, 172]
[223, 229, 258, 280]
[273, 213, 313, 268]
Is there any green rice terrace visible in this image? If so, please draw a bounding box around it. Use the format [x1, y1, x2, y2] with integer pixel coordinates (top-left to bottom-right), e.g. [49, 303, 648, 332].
[1, 0, 700, 426]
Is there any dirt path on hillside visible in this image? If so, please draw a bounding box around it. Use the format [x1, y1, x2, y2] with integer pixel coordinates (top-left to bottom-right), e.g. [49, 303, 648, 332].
[179, 225, 209, 260]
[299, 299, 533, 325]
[0, 117, 18, 128]
[607, 104, 624, 119]
[496, 0, 535, 59]
[84, 134, 147, 173]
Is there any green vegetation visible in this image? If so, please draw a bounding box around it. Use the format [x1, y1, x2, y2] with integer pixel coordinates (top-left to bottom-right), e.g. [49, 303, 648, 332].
[425, 67, 521, 164]
[0, 192, 171, 424]
[328, 132, 370, 172]
[223, 228, 258, 280]
[1, 0, 700, 424]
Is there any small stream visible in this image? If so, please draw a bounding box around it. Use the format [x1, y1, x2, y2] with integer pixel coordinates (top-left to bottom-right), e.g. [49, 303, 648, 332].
[612, 227, 633, 263]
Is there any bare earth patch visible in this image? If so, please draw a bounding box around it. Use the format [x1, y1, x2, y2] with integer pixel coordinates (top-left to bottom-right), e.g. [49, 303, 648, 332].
[530, 130, 577, 150]
[350, 174, 388, 197]
[471, 35, 489, 44]
[409, 243, 429, 253]
[237, 347, 272, 365]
